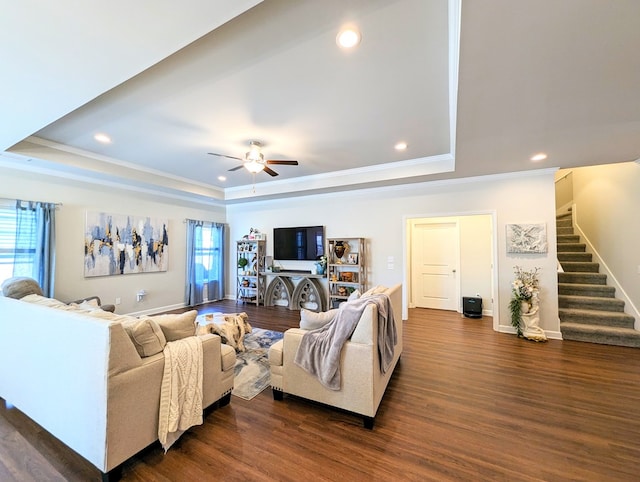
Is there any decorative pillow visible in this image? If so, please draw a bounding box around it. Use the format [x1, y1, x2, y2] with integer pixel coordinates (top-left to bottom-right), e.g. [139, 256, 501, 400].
[122, 318, 167, 357]
[1, 277, 43, 299]
[70, 299, 102, 311]
[362, 285, 388, 297]
[300, 308, 338, 331]
[149, 310, 198, 341]
[348, 289, 361, 301]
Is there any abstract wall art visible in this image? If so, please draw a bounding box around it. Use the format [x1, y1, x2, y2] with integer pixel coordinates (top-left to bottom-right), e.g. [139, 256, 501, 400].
[506, 223, 547, 254]
[84, 211, 169, 277]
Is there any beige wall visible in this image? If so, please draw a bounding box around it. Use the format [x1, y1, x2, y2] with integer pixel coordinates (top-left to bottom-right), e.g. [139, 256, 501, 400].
[1, 168, 226, 314]
[2, 165, 560, 337]
[571, 161, 640, 322]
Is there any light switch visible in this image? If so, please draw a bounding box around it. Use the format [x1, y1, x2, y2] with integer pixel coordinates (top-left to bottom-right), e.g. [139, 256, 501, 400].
[387, 256, 394, 263]
[387, 263, 394, 270]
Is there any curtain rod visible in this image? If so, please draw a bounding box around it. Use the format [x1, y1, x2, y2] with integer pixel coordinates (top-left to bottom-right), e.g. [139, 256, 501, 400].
[1, 197, 62, 207]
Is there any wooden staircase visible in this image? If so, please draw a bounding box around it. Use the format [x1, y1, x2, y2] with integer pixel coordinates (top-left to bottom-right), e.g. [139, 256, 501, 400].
[557, 213, 640, 347]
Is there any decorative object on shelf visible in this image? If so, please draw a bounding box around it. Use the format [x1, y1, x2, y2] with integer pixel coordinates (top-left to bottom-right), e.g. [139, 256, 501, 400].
[341, 272, 354, 282]
[509, 266, 547, 341]
[506, 223, 548, 254]
[347, 253, 358, 264]
[238, 257, 249, 269]
[338, 286, 348, 296]
[333, 240, 347, 263]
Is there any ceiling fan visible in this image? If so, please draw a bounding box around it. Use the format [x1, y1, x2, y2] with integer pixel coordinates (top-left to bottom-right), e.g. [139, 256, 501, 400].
[208, 141, 299, 177]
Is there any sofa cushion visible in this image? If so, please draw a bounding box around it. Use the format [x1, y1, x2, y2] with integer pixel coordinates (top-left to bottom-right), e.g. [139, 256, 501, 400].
[1, 277, 43, 299]
[149, 310, 198, 341]
[268, 339, 284, 366]
[299, 308, 338, 330]
[122, 318, 167, 357]
[220, 344, 236, 371]
[20, 293, 70, 309]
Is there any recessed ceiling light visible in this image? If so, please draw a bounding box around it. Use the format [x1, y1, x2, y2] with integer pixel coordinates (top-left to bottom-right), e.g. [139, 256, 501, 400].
[94, 133, 111, 144]
[218, 175, 227, 182]
[395, 142, 408, 151]
[530, 153, 547, 162]
[336, 26, 361, 49]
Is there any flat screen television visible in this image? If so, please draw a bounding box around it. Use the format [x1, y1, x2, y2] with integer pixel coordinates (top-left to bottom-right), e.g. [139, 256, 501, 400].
[273, 226, 324, 261]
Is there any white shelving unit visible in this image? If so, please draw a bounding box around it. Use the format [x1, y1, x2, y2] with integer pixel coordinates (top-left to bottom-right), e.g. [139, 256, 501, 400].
[327, 237, 365, 309]
[236, 239, 266, 306]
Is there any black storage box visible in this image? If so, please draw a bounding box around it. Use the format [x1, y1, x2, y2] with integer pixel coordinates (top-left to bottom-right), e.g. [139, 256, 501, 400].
[462, 296, 483, 318]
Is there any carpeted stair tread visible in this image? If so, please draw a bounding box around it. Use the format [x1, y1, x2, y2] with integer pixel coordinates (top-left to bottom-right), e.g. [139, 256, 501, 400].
[560, 322, 640, 348]
[557, 242, 586, 252]
[556, 218, 573, 228]
[558, 252, 593, 262]
[558, 294, 625, 312]
[560, 261, 600, 272]
[558, 272, 607, 285]
[559, 308, 635, 328]
[557, 226, 574, 235]
[557, 234, 580, 243]
[558, 283, 615, 297]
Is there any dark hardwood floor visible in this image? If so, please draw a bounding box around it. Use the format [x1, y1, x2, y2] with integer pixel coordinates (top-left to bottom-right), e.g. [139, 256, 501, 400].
[2, 301, 640, 481]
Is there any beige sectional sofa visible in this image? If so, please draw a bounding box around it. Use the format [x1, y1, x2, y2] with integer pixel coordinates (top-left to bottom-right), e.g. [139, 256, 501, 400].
[0, 293, 235, 480]
[269, 284, 402, 428]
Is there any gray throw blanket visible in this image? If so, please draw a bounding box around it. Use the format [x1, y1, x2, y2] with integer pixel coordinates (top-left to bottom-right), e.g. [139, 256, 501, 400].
[294, 293, 397, 390]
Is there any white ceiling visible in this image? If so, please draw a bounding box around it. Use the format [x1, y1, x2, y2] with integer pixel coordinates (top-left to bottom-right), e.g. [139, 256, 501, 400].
[2, 0, 640, 204]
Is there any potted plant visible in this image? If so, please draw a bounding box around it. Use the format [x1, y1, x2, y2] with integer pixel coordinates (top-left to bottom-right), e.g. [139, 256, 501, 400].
[238, 257, 249, 271]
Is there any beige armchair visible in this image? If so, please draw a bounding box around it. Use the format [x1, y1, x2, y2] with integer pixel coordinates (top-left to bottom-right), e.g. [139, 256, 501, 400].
[268, 284, 402, 428]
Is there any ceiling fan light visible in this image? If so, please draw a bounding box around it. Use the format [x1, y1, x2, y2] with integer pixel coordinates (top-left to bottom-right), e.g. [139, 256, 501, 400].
[246, 141, 263, 162]
[245, 159, 265, 173]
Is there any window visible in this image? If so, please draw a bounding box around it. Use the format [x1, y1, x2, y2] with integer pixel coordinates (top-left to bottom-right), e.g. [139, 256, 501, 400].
[186, 220, 226, 305]
[0, 199, 57, 296]
[0, 200, 36, 285]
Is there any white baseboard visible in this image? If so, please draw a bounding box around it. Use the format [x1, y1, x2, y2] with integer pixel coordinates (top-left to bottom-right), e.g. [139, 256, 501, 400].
[498, 324, 562, 340]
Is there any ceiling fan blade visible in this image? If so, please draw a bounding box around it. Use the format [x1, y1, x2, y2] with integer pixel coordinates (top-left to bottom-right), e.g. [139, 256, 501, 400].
[263, 166, 279, 177]
[228, 165, 244, 172]
[266, 159, 298, 165]
[208, 152, 243, 161]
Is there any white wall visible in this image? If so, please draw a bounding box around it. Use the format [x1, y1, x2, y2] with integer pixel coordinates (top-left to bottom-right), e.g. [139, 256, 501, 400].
[1, 168, 226, 314]
[571, 161, 640, 321]
[227, 169, 560, 336]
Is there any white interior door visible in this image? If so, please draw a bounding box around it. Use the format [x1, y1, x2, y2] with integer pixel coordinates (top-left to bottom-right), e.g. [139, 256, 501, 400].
[411, 220, 459, 311]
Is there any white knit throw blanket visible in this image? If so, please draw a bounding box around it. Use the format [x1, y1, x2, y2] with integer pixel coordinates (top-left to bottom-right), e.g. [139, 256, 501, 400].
[158, 336, 203, 452]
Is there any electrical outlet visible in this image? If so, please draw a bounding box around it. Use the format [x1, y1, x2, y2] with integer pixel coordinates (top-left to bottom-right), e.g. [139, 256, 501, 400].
[115, 297, 121, 305]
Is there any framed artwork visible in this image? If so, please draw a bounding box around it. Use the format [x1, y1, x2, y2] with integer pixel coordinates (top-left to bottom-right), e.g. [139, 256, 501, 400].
[506, 223, 547, 254]
[84, 211, 169, 277]
[347, 253, 358, 264]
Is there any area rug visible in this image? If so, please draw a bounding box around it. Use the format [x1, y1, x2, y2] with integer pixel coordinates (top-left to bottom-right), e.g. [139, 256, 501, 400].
[232, 328, 284, 400]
